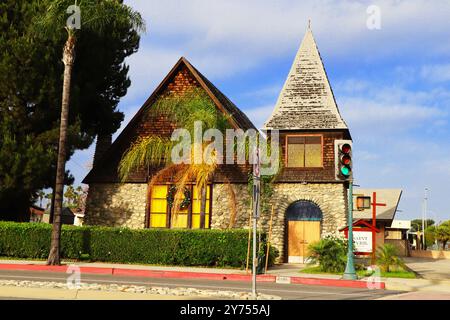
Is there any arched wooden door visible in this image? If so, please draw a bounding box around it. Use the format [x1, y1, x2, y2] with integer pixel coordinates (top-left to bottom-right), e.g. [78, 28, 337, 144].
[286, 201, 322, 263]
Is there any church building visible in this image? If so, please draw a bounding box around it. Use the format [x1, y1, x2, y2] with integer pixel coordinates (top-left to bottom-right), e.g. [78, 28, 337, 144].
[83, 26, 352, 263]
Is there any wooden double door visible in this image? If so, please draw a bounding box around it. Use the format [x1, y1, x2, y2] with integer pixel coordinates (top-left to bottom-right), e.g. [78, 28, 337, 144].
[288, 220, 321, 263]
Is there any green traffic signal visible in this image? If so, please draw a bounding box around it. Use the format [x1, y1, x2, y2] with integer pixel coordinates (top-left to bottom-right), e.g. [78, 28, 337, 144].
[340, 166, 351, 177]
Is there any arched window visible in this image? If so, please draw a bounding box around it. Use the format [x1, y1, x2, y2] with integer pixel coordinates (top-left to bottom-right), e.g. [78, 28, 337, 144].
[286, 200, 322, 221]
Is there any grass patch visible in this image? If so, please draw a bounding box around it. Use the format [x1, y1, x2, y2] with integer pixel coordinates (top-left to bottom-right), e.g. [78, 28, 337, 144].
[299, 266, 416, 279]
[378, 271, 416, 279]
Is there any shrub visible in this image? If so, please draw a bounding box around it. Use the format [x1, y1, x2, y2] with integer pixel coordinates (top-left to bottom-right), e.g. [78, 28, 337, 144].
[0, 222, 84, 259]
[0, 222, 277, 268]
[376, 244, 405, 272]
[307, 236, 347, 273]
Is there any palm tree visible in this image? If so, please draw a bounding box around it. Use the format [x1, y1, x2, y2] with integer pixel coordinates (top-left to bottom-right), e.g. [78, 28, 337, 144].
[119, 89, 238, 227]
[376, 244, 405, 273]
[435, 221, 450, 250]
[36, 0, 145, 265]
[37, 190, 46, 208]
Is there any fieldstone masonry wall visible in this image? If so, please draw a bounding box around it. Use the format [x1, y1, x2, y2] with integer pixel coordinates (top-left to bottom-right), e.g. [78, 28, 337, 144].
[211, 182, 348, 262]
[86, 182, 347, 263]
[85, 183, 147, 229]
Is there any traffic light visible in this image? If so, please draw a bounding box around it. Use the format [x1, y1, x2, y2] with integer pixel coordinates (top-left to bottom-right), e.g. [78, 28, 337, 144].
[335, 140, 352, 180]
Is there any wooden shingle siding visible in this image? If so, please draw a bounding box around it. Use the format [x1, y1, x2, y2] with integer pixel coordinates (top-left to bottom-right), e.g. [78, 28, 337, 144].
[83, 58, 256, 184]
[271, 129, 350, 182]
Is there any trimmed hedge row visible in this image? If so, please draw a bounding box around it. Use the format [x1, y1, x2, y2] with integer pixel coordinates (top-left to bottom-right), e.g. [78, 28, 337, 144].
[0, 222, 277, 268]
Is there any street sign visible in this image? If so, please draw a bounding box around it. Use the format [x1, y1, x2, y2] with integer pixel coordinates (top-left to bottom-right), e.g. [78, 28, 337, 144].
[252, 147, 261, 219]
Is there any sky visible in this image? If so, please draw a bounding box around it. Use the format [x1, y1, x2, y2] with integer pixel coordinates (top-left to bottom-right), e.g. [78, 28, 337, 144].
[67, 0, 450, 222]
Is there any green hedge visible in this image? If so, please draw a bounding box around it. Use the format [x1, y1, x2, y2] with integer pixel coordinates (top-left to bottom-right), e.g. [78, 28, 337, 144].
[0, 222, 277, 268]
[0, 222, 85, 259]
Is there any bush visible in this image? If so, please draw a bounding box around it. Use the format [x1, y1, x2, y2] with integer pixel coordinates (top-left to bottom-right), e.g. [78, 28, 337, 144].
[376, 244, 405, 272]
[0, 222, 84, 259]
[307, 236, 347, 273]
[0, 222, 277, 268]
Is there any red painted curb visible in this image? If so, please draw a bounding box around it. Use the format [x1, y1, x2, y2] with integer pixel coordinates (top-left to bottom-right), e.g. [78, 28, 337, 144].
[0, 263, 384, 289]
[112, 268, 276, 283]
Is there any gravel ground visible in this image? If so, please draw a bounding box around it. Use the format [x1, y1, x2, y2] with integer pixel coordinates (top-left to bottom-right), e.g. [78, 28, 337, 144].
[0, 280, 281, 300]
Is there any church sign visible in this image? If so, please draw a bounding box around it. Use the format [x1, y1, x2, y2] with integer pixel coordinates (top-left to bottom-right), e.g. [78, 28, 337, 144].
[353, 230, 372, 253]
[340, 219, 380, 255]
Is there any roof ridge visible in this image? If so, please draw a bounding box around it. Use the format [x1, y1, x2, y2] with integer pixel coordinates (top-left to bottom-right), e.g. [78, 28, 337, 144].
[263, 25, 349, 131]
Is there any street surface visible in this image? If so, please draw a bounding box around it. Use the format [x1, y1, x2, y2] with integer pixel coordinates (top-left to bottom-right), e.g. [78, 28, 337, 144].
[0, 269, 401, 300]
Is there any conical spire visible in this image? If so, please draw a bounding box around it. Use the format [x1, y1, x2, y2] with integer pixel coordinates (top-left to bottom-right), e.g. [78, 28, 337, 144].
[264, 25, 348, 130]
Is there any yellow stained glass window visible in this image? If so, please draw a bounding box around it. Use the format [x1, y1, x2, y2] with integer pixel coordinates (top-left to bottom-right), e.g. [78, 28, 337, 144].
[150, 214, 166, 228]
[149, 184, 211, 229]
[287, 136, 322, 167]
[191, 185, 211, 228]
[172, 213, 188, 228]
[150, 185, 168, 228]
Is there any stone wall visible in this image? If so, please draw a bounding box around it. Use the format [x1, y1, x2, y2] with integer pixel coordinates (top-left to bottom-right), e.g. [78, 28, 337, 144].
[211, 182, 348, 262]
[86, 182, 347, 263]
[85, 183, 147, 229]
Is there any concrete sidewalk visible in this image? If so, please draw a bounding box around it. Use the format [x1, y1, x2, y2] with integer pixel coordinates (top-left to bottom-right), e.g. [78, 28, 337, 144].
[0, 285, 205, 300]
[403, 257, 450, 280]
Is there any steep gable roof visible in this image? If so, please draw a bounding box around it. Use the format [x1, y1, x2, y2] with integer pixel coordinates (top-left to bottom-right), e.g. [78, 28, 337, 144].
[83, 57, 255, 184]
[263, 26, 348, 131]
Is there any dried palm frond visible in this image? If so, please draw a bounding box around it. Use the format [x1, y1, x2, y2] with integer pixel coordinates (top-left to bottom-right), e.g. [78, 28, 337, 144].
[119, 135, 174, 182]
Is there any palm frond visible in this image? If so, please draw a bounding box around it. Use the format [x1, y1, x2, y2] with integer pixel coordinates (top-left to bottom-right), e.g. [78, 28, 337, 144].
[118, 136, 174, 182]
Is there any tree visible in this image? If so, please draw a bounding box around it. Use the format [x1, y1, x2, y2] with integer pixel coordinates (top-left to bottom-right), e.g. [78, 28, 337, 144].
[37, 191, 46, 208]
[35, 0, 145, 265]
[119, 89, 234, 227]
[411, 219, 435, 232]
[435, 221, 450, 250]
[0, 0, 142, 221]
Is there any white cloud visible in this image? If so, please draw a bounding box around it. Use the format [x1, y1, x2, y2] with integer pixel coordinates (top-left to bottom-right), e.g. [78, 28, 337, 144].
[421, 64, 450, 83]
[244, 104, 275, 129]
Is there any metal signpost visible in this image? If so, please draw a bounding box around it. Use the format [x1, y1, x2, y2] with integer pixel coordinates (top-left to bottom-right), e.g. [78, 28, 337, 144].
[252, 147, 260, 299]
[343, 181, 357, 280]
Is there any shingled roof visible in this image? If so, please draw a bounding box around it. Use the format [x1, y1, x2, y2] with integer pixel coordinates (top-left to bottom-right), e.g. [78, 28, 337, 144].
[83, 57, 255, 184]
[263, 26, 348, 130]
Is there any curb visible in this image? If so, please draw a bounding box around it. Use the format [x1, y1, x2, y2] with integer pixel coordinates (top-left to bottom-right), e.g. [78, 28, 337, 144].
[0, 263, 384, 289]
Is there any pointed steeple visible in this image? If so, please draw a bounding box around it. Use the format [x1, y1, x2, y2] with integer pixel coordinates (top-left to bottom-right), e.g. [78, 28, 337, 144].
[264, 25, 348, 130]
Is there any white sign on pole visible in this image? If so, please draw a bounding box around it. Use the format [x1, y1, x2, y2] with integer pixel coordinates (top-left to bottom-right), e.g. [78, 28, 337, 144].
[252, 147, 260, 219]
[354, 231, 373, 253]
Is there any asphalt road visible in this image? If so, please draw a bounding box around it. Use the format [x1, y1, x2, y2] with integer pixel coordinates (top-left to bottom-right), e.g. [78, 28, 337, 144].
[0, 269, 403, 300]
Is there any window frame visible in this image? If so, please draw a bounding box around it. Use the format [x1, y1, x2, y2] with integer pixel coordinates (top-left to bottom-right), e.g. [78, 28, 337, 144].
[285, 134, 324, 169]
[146, 183, 212, 229]
[355, 196, 371, 211]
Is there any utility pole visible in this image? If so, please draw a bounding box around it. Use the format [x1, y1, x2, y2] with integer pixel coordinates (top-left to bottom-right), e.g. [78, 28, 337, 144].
[251, 146, 261, 299]
[422, 188, 428, 250]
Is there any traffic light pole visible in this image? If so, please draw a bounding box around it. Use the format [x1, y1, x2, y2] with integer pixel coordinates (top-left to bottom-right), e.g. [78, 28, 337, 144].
[343, 180, 357, 280]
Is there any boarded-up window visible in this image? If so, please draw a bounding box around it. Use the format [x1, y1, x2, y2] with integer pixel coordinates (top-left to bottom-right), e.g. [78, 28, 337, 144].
[286, 136, 322, 167]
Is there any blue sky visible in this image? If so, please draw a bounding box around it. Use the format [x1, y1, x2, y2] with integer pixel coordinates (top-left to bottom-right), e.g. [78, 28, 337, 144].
[68, 0, 450, 222]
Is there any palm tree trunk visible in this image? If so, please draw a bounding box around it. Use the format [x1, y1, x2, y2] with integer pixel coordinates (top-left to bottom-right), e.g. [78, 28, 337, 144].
[199, 185, 207, 228]
[47, 35, 76, 265]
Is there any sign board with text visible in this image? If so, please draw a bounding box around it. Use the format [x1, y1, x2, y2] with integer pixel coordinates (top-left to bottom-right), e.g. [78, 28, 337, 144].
[353, 231, 373, 253]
